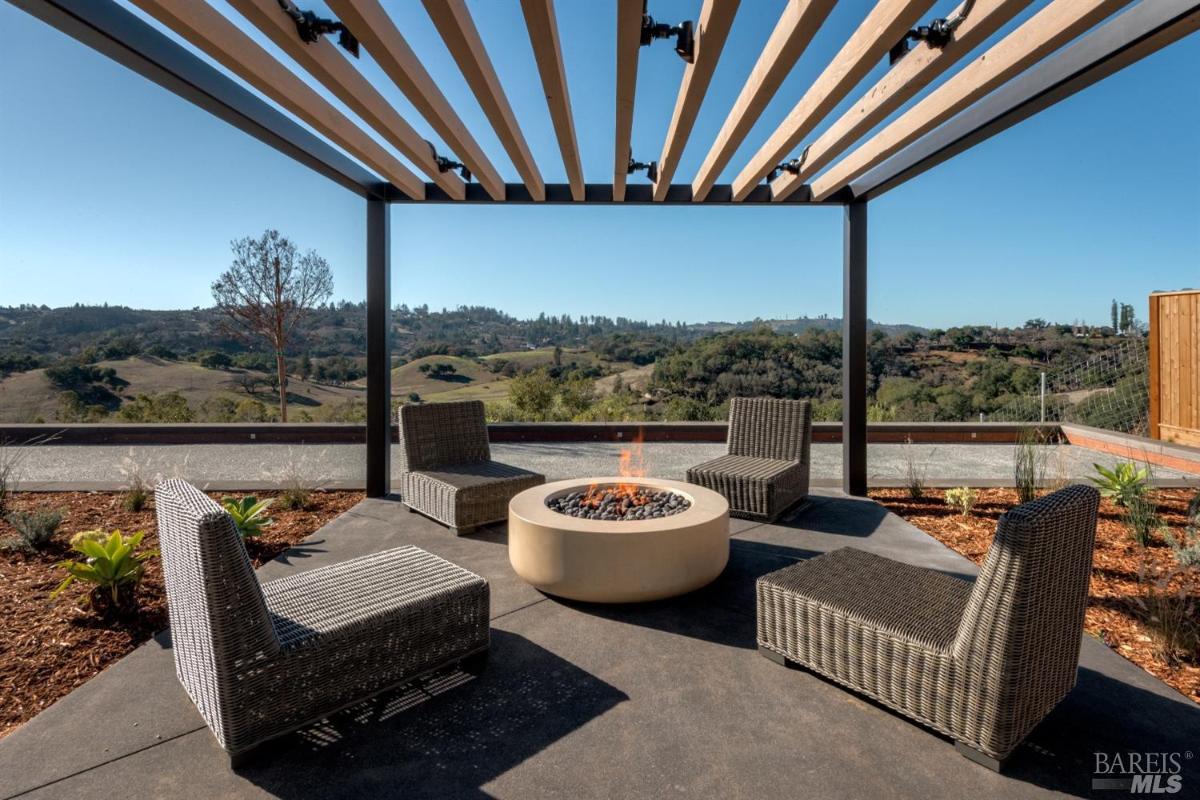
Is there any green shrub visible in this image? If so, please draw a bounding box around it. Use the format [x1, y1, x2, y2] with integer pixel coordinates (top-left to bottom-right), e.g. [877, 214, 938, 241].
[944, 487, 977, 517]
[1089, 462, 1149, 507]
[1013, 428, 1046, 504]
[1135, 564, 1199, 667]
[117, 392, 195, 423]
[221, 496, 274, 538]
[276, 480, 311, 512]
[901, 436, 928, 499]
[1123, 494, 1162, 547]
[52, 529, 156, 608]
[4, 509, 64, 551]
[122, 481, 149, 513]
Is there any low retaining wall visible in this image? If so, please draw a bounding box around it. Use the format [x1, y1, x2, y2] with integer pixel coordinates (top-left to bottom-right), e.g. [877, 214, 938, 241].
[1060, 424, 1200, 476]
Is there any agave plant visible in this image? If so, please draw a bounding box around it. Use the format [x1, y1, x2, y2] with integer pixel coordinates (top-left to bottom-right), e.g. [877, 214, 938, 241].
[221, 495, 275, 538]
[1089, 462, 1149, 507]
[52, 529, 157, 607]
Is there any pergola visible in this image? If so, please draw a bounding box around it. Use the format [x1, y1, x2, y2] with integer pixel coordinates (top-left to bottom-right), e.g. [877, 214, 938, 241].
[11, 0, 1198, 499]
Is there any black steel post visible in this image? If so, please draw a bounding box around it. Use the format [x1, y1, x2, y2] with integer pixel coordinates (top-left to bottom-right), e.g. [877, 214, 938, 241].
[842, 202, 867, 496]
[365, 195, 391, 497]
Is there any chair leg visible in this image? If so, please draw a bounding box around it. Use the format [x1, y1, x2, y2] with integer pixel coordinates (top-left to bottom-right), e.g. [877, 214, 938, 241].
[461, 649, 488, 675]
[955, 741, 1005, 773]
[228, 748, 254, 770]
[450, 525, 475, 537]
[757, 644, 790, 667]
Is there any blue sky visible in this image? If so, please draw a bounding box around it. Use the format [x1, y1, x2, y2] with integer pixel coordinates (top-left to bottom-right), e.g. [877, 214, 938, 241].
[0, 1, 1196, 328]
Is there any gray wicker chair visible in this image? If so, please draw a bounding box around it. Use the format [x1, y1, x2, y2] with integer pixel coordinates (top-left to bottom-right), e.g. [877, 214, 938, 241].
[756, 484, 1100, 771]
[154, 479, 490, 764]
[687, 397, 811, 521]
[399, 400, 544, 534]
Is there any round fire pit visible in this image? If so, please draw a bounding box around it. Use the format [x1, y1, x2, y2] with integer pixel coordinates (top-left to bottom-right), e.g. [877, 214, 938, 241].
[508, 477, 730, 603]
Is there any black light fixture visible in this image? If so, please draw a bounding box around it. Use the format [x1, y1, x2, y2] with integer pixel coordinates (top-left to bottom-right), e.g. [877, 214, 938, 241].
[889, 0, 976, 65]
[640, 3, 695, 64]
[276, 0, 359, 57]
[427, 141, 472, 182]
[627, 157, 658, 183]
[766, 145, 809, 183]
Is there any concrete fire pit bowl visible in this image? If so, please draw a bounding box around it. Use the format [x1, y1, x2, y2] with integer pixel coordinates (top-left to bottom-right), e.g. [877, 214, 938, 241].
[508, 477, 730, 603]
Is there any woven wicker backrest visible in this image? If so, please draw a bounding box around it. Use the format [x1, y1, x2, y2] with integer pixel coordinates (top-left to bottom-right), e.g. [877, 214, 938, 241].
[727, 397, 812, 462]
[155, 480, 279, 705]
[952, 485, 1099, 720]
[398, 400, 491, 471]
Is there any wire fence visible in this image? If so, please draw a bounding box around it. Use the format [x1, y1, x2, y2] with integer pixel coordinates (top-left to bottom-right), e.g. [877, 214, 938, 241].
[986, 338, 1149, 434]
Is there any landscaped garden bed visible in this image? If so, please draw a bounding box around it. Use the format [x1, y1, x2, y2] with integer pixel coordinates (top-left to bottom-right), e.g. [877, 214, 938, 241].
[0, 489, 362, 738]
[871, 486, 1200, 703]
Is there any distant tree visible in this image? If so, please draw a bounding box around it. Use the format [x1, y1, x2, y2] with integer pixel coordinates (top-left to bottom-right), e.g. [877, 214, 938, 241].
[1111, 299, 1119, 331]
[197, 350, 232, 370]
[1024, 318, 1048, 330]
[233, 372, 262, 396]
[553, 345, 563, 367]
[1119, 303, 1134, 334]
[421, 362, 458, 380]
[299, 352, 313, 380]
[211, 230, 333, 421]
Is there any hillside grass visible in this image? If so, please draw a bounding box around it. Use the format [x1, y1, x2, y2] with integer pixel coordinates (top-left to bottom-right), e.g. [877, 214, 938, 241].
[0, 356, 362, 422]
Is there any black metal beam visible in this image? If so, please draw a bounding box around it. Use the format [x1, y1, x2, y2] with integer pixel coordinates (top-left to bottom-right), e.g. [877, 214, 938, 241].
[390, 183, 837, 205]
[842, 202, 868, 497]
[844, 0, 1200, 202]
[365, 195, 391, 497]
[7, 0, 385, 198]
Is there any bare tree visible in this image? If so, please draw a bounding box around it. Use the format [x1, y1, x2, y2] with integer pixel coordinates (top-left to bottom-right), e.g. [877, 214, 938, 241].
[212, 230, 333, 421]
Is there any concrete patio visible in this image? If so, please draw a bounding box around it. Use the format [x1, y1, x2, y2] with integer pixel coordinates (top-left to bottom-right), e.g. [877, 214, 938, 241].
[1, 490, 1196, 799]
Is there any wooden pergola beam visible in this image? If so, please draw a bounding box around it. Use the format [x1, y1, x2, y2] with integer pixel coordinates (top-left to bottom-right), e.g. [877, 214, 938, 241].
[690, 0, 837, 202]
[128, 0, 425, 199]
[421, 0, 545, 201]
[520, 0, 585, 201]
[653, 0, 740, 202]
[809, 0, 1133, 201]
[613, 0, 642, 202]
[328, 0, 506, 201]
[730, 0, 932, 201]
[770, 0, 1032, 201]
[228, 0, 464, 200]
[848, 0, 1200, 201]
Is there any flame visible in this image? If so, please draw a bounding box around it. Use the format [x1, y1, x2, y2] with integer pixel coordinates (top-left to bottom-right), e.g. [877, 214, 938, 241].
[581, 429, 647, 511]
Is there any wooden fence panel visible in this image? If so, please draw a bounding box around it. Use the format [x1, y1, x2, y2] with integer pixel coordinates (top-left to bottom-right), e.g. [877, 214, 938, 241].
[1150, 289, 1200, 446]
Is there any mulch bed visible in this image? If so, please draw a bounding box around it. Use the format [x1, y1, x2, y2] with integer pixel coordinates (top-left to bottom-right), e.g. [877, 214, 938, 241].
[0, 489, 362, 739]
[871, 487, 1200, 704]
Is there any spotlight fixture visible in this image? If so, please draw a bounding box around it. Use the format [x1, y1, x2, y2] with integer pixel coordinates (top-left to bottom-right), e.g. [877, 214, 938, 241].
[767, 159, 801, 184]
[427, 141, 472, 183]
[889, 0, 975, 65]
[627, 157, 659, 183]
[640, 4, 695, 64]
[766, 146, 809, 183]
[277, 1, 359, 57]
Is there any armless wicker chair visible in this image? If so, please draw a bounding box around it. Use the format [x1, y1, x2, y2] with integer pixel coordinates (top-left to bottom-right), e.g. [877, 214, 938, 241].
[399, 400, 544, 535]
[756, 485, 1100, 771]
[155, 479, 490, 764]
[687, 397, 811, 521]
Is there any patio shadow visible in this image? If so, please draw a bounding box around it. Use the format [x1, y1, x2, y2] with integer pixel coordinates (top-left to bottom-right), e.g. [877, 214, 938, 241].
[544, 539, 823, 649]
[1001, 663, 1200, 797]
[235, 629, 628, 799]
